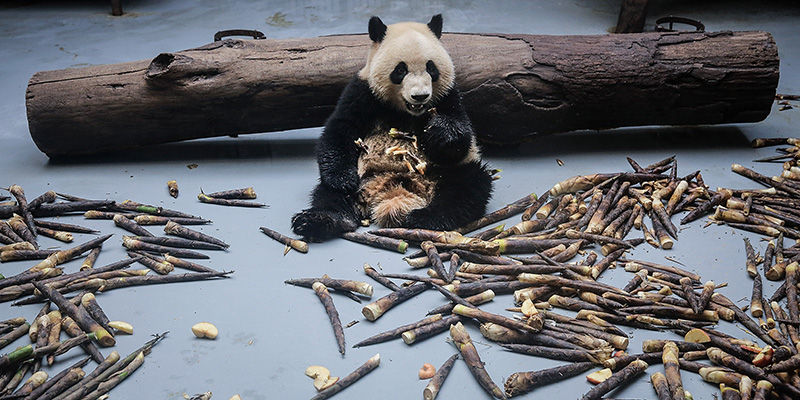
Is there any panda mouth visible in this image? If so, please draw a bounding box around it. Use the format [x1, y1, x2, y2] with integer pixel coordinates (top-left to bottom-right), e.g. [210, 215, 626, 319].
[405, 102, 427, 114]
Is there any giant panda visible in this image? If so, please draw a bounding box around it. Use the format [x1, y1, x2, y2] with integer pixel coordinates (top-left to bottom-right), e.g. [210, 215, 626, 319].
[291, 14, 493, 241]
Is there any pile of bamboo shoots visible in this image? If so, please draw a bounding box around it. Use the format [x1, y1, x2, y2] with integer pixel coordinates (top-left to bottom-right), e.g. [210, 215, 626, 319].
[289, 147, 800, 399]
[0, 184, 235, 399]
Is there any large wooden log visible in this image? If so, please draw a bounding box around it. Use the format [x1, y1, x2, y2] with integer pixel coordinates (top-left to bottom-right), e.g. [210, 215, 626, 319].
[26, 30, 778, 157]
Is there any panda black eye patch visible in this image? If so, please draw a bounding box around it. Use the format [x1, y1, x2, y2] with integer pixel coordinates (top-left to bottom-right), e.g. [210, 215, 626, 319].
[390, 62, 408, 84]
[426, 60, 440, 82]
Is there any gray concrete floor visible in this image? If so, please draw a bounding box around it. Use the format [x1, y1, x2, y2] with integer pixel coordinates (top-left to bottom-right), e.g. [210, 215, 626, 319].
[1, 1, 800, 399]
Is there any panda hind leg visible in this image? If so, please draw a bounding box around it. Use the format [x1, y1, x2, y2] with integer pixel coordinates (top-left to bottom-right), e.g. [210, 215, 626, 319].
[291, 184, 361, 242]
[405, 162, 493, 231]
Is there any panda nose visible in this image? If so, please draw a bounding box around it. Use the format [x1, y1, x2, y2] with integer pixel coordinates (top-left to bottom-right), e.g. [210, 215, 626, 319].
[411, 94, 430, 102]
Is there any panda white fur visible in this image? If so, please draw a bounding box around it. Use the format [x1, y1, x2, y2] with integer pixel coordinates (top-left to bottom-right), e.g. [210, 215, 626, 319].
[292, 14, 493, 241]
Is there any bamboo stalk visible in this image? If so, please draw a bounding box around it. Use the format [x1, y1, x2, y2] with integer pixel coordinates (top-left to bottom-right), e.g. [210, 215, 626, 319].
[401, 315, 461, 345]
[31, 281, 115, 347]
[45, 310, 63, 366]
[504, 361, 595, 397]
[458, 192, 542, 234]
[353, 314, 443, 348]
[362, 263, 401, 292]
[25, 357, 88, 400]
[205, 187, 257, 199]
[61, 316, 104, 364]
[80, 247, 101, 271]
[310, 354, 381, 400]
[53, 350, 119, 400]
[450, 321, 506, 399]
[8, 186, 37, 240]
[427, 289, 495, 316]
[662, 341, 684, 400]
[30, 234, 114, 271]
[341, 231, 408, 253]
[452, 304, 540, 334]
[580, 358, 649, 400]
[133, 215, 211, 225]
[312, 282, 346, 355]
[35, 226, 73, 243]
[80, 293, 112, 333]
[197, 192, 266, 207]
[423, 353, 458, 400]
[651, 371, 672, 400]
[0, 323, 30, 351]
[259, 226, 307, 254]
[284, 277, 373, 297]
[57, 333, 166, 400]
[164, 221, 228, 248]
[500, 343, 600, 363]
[95, 271, 232, 292]
[421, 241, 450, 283]
[14, 370, 48, 397]
[112, 214, 153, 237]
[122, 235, 208, 259]
[79, 351, 145, 400]
[128, 235, 226, 251]
[8, 214, 38, 248]
[361, 282, 429, 321]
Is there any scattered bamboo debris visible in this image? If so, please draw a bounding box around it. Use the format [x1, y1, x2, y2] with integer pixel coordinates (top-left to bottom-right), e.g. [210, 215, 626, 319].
[167, 180, 179, 198]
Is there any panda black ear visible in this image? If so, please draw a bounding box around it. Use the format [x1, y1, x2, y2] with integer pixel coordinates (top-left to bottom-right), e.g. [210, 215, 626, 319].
[368, 16, 387, 43]
[428, 14, 443, 39]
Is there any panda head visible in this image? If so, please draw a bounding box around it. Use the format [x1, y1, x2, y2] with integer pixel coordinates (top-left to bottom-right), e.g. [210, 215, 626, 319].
[359, 14, 455, 116]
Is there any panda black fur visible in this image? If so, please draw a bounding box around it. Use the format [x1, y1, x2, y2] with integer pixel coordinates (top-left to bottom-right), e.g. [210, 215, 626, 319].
[292, 14, 493, 241]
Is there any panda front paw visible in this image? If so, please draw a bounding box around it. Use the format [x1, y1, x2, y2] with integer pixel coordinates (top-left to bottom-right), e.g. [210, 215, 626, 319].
[420, 115, 471, 165]
[291, 209, 358, 242]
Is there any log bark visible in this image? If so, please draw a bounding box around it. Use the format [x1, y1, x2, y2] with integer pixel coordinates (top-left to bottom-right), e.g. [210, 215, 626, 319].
[26, 30, 779, 157]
